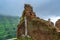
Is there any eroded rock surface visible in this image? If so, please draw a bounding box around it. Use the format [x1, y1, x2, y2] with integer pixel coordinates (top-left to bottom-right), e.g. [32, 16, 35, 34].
[17, 4, 59, 40]
[55, 19, 60, 30]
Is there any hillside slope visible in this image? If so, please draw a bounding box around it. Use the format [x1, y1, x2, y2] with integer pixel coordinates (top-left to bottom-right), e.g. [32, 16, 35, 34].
[0, 15, 20, 40]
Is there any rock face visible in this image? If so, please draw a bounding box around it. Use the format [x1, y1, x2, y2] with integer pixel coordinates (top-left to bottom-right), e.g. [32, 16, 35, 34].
[17, 4, 60, 40]
[55, 19, 60, 39]
[55, 19, 60, 30]
[22, 4, 36, 20]
[17, 4, 36, 38]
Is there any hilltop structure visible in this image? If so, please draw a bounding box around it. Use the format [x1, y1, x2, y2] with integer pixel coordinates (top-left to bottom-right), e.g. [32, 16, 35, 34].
[17, 4, 60, 40]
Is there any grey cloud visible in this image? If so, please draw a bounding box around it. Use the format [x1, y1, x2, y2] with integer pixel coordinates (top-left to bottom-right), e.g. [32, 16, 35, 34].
[0, 0, 60, 18]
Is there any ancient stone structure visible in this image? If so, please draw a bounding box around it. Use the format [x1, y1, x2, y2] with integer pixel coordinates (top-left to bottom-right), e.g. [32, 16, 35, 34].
[17, 4, 60, 40]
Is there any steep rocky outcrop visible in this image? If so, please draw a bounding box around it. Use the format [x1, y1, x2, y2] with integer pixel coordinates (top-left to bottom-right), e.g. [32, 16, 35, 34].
[17, 4, 60, 40]
[55, 19, 60, 40]
[55, 19, 60, 30]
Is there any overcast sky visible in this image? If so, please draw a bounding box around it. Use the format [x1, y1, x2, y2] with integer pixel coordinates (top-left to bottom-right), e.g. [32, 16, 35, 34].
[0, 0, 60, 23]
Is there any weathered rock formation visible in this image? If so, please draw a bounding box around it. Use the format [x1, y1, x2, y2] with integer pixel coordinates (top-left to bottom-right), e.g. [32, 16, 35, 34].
[17, 4, 36, 38]
[55, 19, 60, 40]
[55, 19, 60, 30]
[17, 4, 60, 40]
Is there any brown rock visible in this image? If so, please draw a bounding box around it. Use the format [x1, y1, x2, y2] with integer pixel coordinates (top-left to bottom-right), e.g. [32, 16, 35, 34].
[55, 19, 60, 30]
[17, 4, 36, 38]
[17, 4, 59, 40]
[22, 4, 36, 20]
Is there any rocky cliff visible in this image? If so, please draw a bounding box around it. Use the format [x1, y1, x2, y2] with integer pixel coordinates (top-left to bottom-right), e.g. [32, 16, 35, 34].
[17, 4, 60, 40]
[55, 19, 60, 30]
